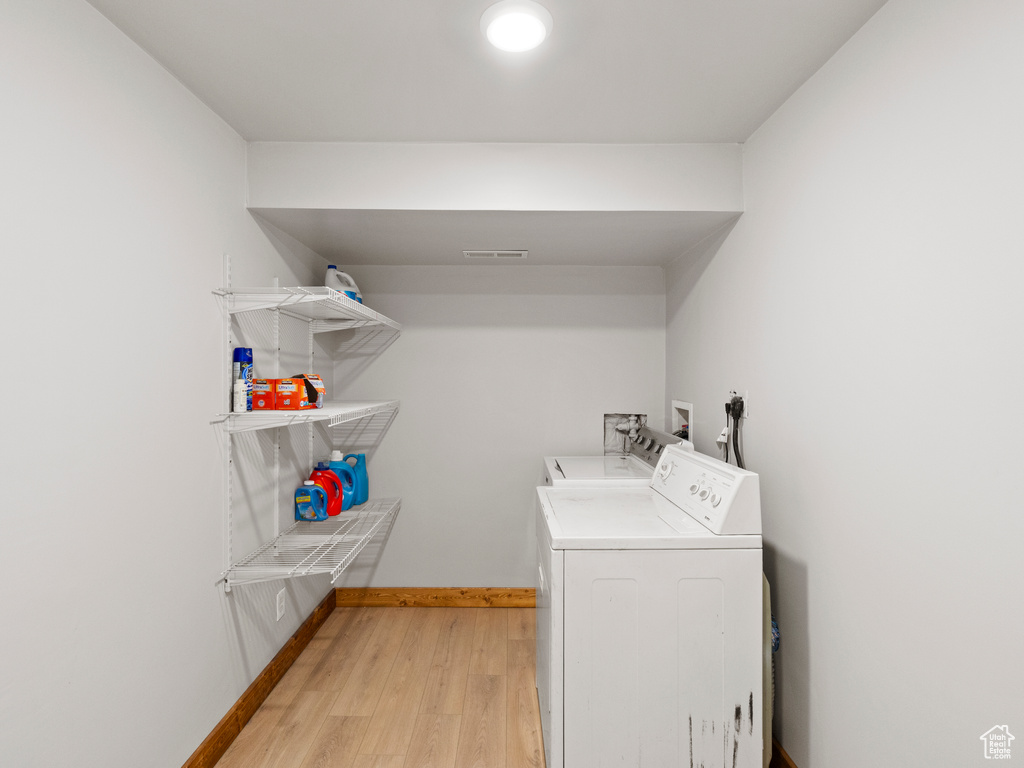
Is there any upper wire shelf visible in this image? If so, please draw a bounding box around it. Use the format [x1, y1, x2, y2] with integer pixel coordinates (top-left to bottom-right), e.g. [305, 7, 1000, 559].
[214, 286, 402, 334]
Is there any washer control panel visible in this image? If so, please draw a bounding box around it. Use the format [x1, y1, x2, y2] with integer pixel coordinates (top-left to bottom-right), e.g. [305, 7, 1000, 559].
[627, 425, 691, 467]
[652, 445, 761, 535]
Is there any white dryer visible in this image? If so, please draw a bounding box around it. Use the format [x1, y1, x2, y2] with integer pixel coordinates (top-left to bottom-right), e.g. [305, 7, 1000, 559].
[536, 444, 763, 768]
[543, 426, 692, 487]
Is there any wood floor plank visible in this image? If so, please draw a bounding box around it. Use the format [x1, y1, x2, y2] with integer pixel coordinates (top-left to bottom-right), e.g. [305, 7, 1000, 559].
[507, 609, 535, 641]
[258, 690, 338, 768]
[506, 640, 536, 696]
[297, 716, 370, 768]
[352, 756, 406, 768]
[468, 608, 508, 676]
[419, 608, 478, 716]
[506, 640, 544, 768]
[359, 609, 446, 755]
[315, 608, 359, 638]
[214, 690, 293, 768]
[304, 608, 384, 692]
[454, 675, 507, 768]
[506, 687, 545, 768]
[272, 633, 336, 696]
[215, 637, 324, 768]
[330, 608, 415, 717]
[404, 714, 462, 768]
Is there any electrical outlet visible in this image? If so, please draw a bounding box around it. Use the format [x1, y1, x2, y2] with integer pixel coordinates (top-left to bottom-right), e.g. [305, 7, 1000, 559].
[728, 390, 749, 418]
[276, 589, 286, 621]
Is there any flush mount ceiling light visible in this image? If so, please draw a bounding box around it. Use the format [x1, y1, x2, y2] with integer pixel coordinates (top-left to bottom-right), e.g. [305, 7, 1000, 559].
[481, 0, 553, 52]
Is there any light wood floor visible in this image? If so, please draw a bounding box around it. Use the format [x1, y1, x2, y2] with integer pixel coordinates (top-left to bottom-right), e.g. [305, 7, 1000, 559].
[215, 607, 546, 768]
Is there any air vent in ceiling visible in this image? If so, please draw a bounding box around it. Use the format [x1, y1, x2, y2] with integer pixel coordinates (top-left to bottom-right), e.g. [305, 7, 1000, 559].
[463, 250, 528, 260]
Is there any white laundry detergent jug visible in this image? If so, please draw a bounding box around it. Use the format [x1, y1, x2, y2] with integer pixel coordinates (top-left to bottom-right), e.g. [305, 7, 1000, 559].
[325, 265, 363, 303]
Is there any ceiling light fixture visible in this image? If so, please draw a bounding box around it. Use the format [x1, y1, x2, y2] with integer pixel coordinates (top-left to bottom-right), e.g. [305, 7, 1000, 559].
[481, 0, 553, 52]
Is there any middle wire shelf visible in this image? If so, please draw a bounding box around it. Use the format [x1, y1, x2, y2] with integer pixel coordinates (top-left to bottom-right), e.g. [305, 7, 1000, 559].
[223, 497, 401, 589]
[214, 399, 399, 433]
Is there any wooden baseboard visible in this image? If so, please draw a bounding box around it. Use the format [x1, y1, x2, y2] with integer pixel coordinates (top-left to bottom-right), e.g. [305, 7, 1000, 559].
[335, 587, 536, 608]
[770, 738, 799, 768]
[181, 590, 336, 768]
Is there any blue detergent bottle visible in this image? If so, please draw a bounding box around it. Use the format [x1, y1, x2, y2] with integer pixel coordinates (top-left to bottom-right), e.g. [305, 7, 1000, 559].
[322, 459, 357, 511]
[295, 480, 328, 521]
[336, 452, 368, 505]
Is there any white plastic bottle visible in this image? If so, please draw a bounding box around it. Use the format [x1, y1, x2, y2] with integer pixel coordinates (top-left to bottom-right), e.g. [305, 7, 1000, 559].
[233, 378, 247, 413]
[325, 265, 363, 303]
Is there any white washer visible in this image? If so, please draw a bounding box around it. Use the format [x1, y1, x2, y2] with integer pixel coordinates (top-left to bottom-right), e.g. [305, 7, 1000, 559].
[536, 444, 763, 768]
[543, 426, 692, 487]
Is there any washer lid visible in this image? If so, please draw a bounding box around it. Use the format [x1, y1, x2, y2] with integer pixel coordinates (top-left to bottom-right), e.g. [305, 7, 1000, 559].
[537, 487, 761, 550]
[545, 455, 652, 486]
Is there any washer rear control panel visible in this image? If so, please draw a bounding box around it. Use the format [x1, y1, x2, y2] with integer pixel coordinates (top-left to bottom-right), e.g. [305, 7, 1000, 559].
[653, 445, 762, 536]
[627, 425, 687, 466]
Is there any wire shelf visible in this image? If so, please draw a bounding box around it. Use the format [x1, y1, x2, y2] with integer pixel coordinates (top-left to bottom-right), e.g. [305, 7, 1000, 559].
[215, 286, 401, 334]
[215, 399, 399, 433]
[223, 497, 400, 588]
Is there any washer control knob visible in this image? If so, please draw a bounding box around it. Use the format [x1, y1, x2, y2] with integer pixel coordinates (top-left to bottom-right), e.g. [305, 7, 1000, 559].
[698, 487, 710, 501]
[711, 493, 722, 508]
[688, 482, 700, 495]
[657, 461, 675, 481]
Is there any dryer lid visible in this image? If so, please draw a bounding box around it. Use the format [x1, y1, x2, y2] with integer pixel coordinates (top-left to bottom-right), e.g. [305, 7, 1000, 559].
[537, 486, 760, 550]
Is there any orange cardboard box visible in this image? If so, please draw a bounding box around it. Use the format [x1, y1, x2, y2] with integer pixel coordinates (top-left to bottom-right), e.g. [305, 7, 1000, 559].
[273, 378, 306, 410]
[294, 374, 326, 410]
[251, 379, 276, 410]
[259, 375, 326, 410]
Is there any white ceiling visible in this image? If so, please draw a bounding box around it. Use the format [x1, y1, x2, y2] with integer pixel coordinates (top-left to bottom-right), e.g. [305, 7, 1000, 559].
[86, 0, 886, 143]
[252, 209, 740, 267]
[84, 0, 887, 265]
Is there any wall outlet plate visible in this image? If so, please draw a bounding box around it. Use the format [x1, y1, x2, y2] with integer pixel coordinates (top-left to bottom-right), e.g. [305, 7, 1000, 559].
[276, 589, 286, 621]
[728, 390, 749, 419]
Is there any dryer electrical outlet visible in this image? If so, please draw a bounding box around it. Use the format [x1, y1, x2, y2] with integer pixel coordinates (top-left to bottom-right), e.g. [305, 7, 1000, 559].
[276, 589, 286, 621]
[729, 390, 749, 418]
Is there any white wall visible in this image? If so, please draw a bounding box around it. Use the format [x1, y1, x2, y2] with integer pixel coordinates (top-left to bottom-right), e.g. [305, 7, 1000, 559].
[329, 265, 666, 587]
[665, 0, 1024, 765]
[0, 1, 328, 765]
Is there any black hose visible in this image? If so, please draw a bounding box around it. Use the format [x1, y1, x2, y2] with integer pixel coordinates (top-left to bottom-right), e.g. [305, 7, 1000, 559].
[723, 403, 731, 463]
[730, 397, 745, 469]
[732, 414, 744, 469]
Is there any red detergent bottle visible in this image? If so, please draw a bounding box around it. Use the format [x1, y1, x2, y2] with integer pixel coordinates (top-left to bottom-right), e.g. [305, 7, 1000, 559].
[322, 461, 356, 511]
[309, 467, 344, 516]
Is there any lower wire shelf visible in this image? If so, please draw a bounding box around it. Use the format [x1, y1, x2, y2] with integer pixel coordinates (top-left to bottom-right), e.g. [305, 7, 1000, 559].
[222, 497, 400, 590]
